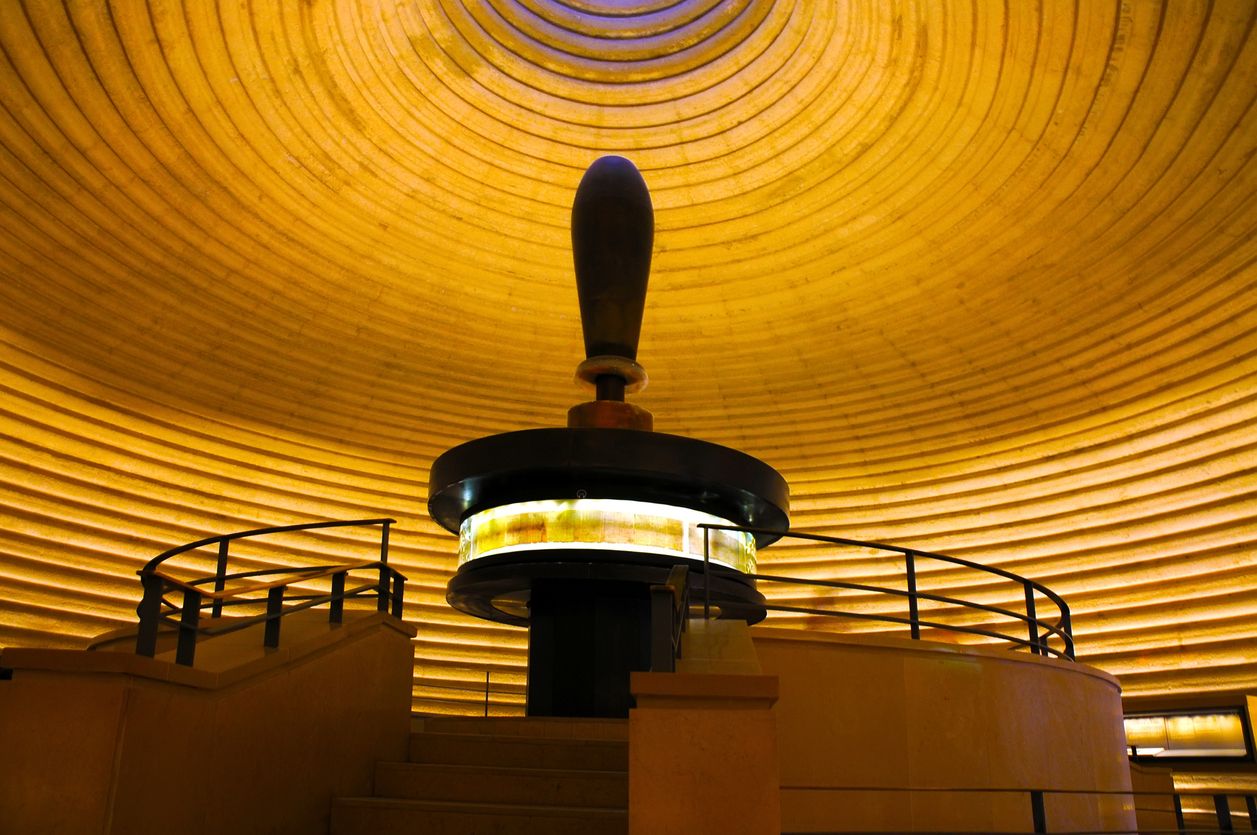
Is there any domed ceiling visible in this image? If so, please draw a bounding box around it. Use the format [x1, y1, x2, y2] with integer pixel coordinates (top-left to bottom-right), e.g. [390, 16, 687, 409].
[1, 0, 1253, 710]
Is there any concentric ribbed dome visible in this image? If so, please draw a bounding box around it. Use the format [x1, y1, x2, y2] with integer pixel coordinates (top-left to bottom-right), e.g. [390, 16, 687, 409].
[1, 0, 1253, 709]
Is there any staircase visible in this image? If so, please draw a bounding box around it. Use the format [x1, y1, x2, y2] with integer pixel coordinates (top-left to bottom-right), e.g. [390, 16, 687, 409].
[330, 717, 629, 834]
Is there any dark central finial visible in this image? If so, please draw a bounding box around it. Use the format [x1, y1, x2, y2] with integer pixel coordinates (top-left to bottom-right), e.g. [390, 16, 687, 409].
[570, 158, 654, 424]
[572, 155, 654, 362]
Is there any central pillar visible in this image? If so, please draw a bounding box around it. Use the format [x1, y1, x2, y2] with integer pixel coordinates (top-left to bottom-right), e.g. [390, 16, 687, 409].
[526, 579, 652, 717]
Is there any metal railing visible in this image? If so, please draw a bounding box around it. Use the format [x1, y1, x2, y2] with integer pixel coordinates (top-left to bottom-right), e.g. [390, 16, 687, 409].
[415, 672, 528, 717]
[700, 524, 1074, 660]
[135, 518, 405, 667]
[650, 564, 690, 673]
[779, 784, 1257, 834]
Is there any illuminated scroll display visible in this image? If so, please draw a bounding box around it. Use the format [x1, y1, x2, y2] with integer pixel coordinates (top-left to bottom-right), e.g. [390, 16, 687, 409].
[459, 499, 756, 573]
[1123, 710, 1250, 758]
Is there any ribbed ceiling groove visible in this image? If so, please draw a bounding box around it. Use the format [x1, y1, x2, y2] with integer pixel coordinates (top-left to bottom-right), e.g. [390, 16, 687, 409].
[1, 0, 1253, 710]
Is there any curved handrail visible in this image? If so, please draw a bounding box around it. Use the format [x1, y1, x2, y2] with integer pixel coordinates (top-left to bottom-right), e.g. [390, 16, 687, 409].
[761, 602, 1049, 653]
[189, 576, 388, 639]
[149, 559, 386, 602]
[141, 517, 396, 573]
[748, 570, 1071, 646]
[750, 571, 1036, 628]
[703, 524, 1071, 614]
[134, 518, 404, 667]
[778, 784, 1254, 835]
[700, 523, 1075, 660]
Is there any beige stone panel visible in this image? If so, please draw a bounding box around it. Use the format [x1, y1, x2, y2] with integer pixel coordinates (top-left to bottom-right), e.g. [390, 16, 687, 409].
[1128, 763, 1178, 834]
[629, 672, 780, 835]
[756, 628, 1135, 832]
[0, 614, 413, 834]
[0, 670, 126, 835]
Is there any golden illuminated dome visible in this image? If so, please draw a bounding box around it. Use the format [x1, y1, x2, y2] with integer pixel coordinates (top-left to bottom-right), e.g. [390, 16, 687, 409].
[1, 1, 1253, 709]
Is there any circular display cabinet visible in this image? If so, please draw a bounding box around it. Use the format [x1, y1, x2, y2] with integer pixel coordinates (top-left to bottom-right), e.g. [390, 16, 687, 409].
[429, 426, 790, 626]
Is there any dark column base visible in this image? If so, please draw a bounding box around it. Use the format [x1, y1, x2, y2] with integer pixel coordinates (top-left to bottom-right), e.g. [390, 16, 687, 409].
[526, 578, 652, 718]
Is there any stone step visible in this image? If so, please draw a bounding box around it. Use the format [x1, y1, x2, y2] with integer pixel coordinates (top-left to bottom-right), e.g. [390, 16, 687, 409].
[330, 797, 627, 835]
[409, 732, 628, 771]
[418, 715, 628, 740]
[373, 761, 627, 808]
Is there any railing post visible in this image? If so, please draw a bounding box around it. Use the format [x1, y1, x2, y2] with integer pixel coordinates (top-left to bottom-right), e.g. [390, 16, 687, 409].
[1024, 582, 1040, 655]
[135, 573, 164, 657]
[650, 583, 676, 673]
[1215, 793, 1233, 832]
[377, 565, 389, 612]
[264, 586, 285, 649]
[175, 588, 201, 666]
[329, 571, 346, 624]
[1061, 605, 1075, 660]
[1245, 795, 1256, 832]
[211, 539, 229, 618]
[675, 564, 689, 656]
[379, 520, 392, 564]
[484, 671, 490, 718]
[702, 526, 711, 620]
[905, 552, 920, 640]
[1030, 789, 1046, 834]
[1173, 793, 1186, 835]
[391, 573, 405, 619]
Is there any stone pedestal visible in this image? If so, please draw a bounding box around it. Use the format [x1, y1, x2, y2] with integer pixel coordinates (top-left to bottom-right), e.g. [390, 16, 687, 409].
[629, 672, 780, 835]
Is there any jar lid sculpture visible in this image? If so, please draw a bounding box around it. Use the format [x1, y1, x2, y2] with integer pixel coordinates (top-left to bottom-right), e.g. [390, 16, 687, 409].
[427, 156, 789, 716]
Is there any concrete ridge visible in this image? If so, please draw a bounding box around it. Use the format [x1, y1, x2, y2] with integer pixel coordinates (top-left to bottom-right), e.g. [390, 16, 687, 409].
[378, 761, 628, 777]
[333, 797, 627, 817]
[412, 731, 627, 744]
